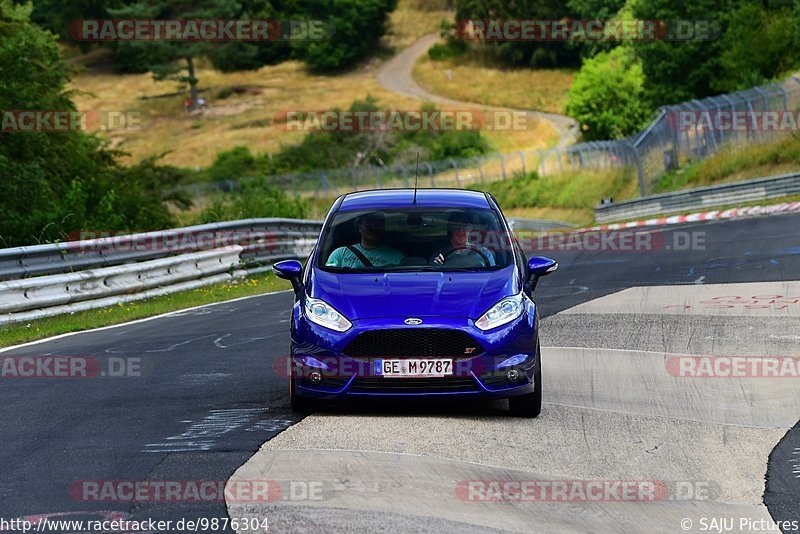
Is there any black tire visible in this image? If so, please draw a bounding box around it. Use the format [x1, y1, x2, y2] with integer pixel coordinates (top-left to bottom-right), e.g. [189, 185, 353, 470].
[290, 373, 316, 413]
[508, 341, 542, 418]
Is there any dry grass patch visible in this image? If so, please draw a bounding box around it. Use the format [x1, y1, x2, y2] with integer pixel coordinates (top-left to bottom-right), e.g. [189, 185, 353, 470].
[413, 53, 574, 114]
[384, 0, 451, 50]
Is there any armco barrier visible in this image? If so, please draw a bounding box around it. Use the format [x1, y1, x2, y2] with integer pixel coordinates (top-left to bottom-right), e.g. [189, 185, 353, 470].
[595, 172, 800, 222]
[507, 218, 574, 232]
[0, 219, 322, 325]
[0, 218, 323, 282]
[0, 247, 243, 314]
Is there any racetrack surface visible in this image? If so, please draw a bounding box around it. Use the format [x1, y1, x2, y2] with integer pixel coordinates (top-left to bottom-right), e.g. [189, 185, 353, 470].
[1, 213, 798, 532]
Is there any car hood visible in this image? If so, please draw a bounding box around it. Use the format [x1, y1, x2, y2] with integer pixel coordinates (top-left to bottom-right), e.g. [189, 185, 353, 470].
[308, 267, 520, 320]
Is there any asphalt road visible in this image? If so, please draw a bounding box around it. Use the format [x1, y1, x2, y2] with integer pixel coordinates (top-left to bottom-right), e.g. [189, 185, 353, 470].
[1, 212, 798, 532]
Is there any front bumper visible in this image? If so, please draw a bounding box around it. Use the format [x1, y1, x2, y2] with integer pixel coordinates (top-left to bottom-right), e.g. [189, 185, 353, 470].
[289, 300, 539, 399]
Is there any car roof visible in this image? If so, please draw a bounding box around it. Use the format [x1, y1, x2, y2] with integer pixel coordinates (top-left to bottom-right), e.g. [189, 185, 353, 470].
[338, 189, 491, 211]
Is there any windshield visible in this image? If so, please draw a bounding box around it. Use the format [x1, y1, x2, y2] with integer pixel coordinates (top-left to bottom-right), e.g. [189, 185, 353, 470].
[317, 208, 513, 272]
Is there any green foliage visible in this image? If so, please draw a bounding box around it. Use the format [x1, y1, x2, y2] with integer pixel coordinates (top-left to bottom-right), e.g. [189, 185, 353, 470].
[652, 133, 800, 193]
[713, 2, 798, 92]
[198, 179, 309, 223]
[455, 0, 584, 67]
[0, 1, 187, 246]
[27, 0, 121, 51]
[205, 0, 294, 72]
[428, 33, 466, 61]
[565, 46, 651, 140]
[291, 0, 398, 71]
[207, 146, 261, 182]
[472, 168, 636, 210]
[630, 0, 732, 105]
[267, 96, 489, 173]
[108, 0, 242, 87]
[566, 0, 628, 58]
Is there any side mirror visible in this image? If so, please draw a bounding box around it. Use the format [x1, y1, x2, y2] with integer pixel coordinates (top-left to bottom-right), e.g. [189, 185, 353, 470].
[528, 256, 558, 277]
[527, 256, 558, 292]
[273, 259, 303, 296]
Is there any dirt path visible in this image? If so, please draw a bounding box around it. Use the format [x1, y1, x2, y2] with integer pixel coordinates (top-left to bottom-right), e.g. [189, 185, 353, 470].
[376, 33, 579, 148]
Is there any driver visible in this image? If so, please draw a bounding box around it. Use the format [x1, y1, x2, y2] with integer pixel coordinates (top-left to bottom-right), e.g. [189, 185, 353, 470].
[326, 212, 404, 268]
[431, 211, 496, 266]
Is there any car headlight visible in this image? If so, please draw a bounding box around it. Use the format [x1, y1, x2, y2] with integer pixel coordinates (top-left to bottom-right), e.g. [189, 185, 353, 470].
[304, 297, 352, 332]
[475, 293, 525, 331]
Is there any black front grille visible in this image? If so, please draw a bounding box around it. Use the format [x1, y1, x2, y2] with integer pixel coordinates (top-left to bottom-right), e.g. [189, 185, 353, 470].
[343, 328, 484, 359]
[350, 376, 478, 393]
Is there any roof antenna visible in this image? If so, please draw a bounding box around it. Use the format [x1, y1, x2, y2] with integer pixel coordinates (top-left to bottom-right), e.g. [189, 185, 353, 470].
[413, 151, 419, 204]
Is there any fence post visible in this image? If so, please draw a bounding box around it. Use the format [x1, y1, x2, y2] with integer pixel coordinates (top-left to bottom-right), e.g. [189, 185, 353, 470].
[425, 163, 435, 187]
[450, 159, 460, 186]
[517, 151, 526, 176]
[349, 168, 357, 191]
[745, 98, 763, 144]
[719, 95, 736, 148]
[499, 154, 507, 179]
[628, 141, 646, 197]
[477, 157, 485, 184]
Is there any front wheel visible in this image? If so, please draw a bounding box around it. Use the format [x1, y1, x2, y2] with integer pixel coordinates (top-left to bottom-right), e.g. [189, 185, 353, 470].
[290, 373, 316, 413]
[508, 342, 542, 418]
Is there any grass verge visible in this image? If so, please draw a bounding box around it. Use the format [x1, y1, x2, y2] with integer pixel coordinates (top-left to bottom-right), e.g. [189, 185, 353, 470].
[0, 272, 291, 348]
[475, 168, 640, 226]
[413, 53, 575, 114]
[652, 134, 800, 193]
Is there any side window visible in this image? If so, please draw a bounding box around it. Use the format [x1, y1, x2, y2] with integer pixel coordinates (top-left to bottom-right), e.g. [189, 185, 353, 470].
[513, 237, 527, 273]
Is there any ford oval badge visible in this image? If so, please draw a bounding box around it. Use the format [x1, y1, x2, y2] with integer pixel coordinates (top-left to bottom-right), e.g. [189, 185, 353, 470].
[404, 318, 423, 325]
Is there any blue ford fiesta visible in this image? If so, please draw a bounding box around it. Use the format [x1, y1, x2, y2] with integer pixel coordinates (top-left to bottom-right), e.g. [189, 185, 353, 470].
[273, 189, 557, 417]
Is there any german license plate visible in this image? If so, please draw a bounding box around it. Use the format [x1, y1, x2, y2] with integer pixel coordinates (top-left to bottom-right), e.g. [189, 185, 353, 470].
[376, 359, 453, 378]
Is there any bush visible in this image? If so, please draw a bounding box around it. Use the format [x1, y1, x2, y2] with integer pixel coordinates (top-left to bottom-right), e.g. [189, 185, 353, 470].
[565, 46, 652, 141]
[207, 41, 292, 73]
[428, 36, 466, 61]
[267, 97, 490, 173]
[207, 146, 261, 182]
[198, 180, 309, 223]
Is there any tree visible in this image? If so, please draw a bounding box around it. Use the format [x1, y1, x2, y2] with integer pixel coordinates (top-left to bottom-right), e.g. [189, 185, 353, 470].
[565, 46, 651, 140]
[108, 0, 242, 102]
[291, 0, 398, 71]
[455, 0, 583, 67]
[0, 0, 186, 246]
[630, 0, 734, 105]
[713, 1, 799, 92]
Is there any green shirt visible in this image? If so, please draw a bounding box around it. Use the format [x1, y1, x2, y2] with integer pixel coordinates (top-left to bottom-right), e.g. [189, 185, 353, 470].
[326, 243, 404, 268]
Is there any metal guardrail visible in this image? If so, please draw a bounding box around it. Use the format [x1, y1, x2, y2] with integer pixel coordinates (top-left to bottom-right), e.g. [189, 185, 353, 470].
[0, 219, 322, 325]
[0, 247, 243, 314]
[594, 172, 800, 222]
[0, 218, 323, 282]
[507, 218, 574, 232]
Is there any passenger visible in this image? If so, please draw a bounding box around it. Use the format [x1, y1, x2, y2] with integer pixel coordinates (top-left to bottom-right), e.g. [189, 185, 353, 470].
[326, 212, 404, 268]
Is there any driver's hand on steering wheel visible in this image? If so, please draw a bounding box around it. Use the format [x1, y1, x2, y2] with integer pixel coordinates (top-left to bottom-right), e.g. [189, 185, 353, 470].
[433, 253, 446, 265]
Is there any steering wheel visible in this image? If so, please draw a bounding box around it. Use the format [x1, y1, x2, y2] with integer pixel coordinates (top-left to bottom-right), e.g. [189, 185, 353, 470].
[439, 246, 490, 266]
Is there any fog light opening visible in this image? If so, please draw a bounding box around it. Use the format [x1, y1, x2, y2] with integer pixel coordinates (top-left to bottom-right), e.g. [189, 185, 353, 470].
[308, 371, 323, 385]
[506, 369, 521, 382]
